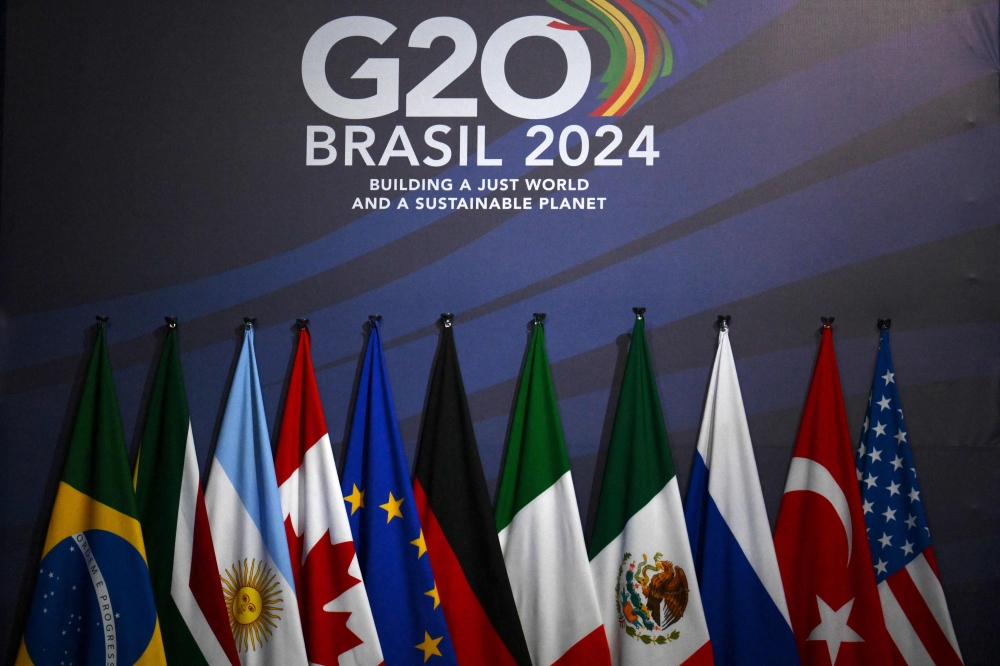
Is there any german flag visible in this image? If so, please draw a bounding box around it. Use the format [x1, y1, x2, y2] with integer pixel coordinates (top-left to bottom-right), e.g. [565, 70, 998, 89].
[412, 316, 531, 666]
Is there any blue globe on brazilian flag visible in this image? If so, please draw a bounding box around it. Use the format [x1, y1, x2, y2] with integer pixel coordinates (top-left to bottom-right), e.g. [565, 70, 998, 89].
[17, 321, 166, 666]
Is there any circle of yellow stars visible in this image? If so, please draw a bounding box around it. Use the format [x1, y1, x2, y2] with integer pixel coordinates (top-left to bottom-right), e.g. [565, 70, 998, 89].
[346, 484, 445, 661]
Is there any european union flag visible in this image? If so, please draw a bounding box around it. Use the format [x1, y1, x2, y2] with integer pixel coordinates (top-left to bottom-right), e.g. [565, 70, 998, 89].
[341, 317, 457, 666]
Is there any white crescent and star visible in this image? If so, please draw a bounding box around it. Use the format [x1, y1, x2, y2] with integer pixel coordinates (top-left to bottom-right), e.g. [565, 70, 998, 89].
[783, 457, 853, 565]
[784, 459, 870, 663]
[807, 596, 864, 664]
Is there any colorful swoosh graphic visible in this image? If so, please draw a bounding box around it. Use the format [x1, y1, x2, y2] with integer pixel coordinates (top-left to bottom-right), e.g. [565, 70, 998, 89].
[548, 0, 706, 115]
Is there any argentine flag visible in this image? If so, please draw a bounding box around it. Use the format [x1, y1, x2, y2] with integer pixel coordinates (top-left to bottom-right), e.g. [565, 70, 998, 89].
[684, 325, 800, 666]
[205, 323, 308, 664]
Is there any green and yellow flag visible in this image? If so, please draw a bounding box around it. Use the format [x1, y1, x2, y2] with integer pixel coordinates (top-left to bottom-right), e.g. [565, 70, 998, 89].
[17, 320, 166, 666]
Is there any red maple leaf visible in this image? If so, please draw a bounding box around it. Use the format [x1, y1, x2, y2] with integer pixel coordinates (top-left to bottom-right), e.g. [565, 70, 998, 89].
[285, 519, 364, 664]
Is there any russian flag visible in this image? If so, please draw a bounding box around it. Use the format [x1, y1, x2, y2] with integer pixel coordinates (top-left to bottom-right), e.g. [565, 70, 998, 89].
[684, 324, 800, 666]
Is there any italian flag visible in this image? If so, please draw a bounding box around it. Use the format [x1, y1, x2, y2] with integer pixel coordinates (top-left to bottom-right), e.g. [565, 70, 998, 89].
[134, 322, 240, 665]
[495, 318, 612, 666]
[588, 311, 713, 666]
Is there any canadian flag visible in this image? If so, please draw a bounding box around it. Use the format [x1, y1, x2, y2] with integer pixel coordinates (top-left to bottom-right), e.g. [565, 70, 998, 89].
[276, 324, 384, 666]
[774, 323, 894, 666]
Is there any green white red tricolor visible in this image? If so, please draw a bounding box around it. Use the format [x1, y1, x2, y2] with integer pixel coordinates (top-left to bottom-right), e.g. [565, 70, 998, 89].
[495, 319, 613, 666]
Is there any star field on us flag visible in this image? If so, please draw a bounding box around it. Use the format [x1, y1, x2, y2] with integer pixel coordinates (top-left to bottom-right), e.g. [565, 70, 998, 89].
[856, 345, 931, 583]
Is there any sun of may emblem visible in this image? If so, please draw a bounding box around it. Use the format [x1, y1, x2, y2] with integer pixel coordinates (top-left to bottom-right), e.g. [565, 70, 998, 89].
[616, 552, 689, 645]
[222, 558, 284, 652]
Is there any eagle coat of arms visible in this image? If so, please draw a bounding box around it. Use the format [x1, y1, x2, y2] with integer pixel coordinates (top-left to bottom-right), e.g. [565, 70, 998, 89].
[615, 552, 689, 645]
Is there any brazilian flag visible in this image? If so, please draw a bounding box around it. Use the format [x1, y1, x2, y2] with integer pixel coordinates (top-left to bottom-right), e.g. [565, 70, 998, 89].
[17, 321, 166, 666]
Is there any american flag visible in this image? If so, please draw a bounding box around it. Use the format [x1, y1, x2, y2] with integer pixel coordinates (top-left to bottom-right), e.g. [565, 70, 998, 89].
[856, 326, 963, 666]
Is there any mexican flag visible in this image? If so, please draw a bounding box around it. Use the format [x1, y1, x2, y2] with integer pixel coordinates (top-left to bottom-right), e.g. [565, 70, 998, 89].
[133, 321, 240, 665]
[588, 311, 713, 666]
[495, 317, 612, 666]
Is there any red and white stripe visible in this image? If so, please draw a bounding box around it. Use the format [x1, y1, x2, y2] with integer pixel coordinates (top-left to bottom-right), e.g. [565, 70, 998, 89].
[878, 548, 963, 666]
[173, 423, 241, 665]
[278, 433, 383, 666]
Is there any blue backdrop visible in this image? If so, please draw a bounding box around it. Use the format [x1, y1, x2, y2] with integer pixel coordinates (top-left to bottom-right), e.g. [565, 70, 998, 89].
[1, 0, 998, 662]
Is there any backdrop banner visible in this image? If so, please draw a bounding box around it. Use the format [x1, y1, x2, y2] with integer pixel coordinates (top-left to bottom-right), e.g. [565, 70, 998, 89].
[1, 0, 998, 662]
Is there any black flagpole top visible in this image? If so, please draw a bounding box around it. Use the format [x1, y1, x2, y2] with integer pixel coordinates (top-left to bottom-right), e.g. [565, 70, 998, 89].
[296, 318, 309, 330]
[533, 313, 546, 325]
[821, 316, 835, 329]
[633, 307, 646, 320]
[368, 314, 382, 325]
[95, 315, 109, 329]
[243, 317, 256, 330]
[165, 316, 178, 329]
[716, 315, 731, 331]
[877, 318, 891, 331]
[441, 313, 454, 328]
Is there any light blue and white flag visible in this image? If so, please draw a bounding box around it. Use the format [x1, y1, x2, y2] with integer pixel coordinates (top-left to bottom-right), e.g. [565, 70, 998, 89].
[205, 323, 308, 664]
[684, 325, 800, 666]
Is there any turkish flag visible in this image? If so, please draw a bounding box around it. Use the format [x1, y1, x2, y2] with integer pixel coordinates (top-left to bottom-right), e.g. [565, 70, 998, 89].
[275, 325, 384, 666]
[774, 325, 896, 666]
